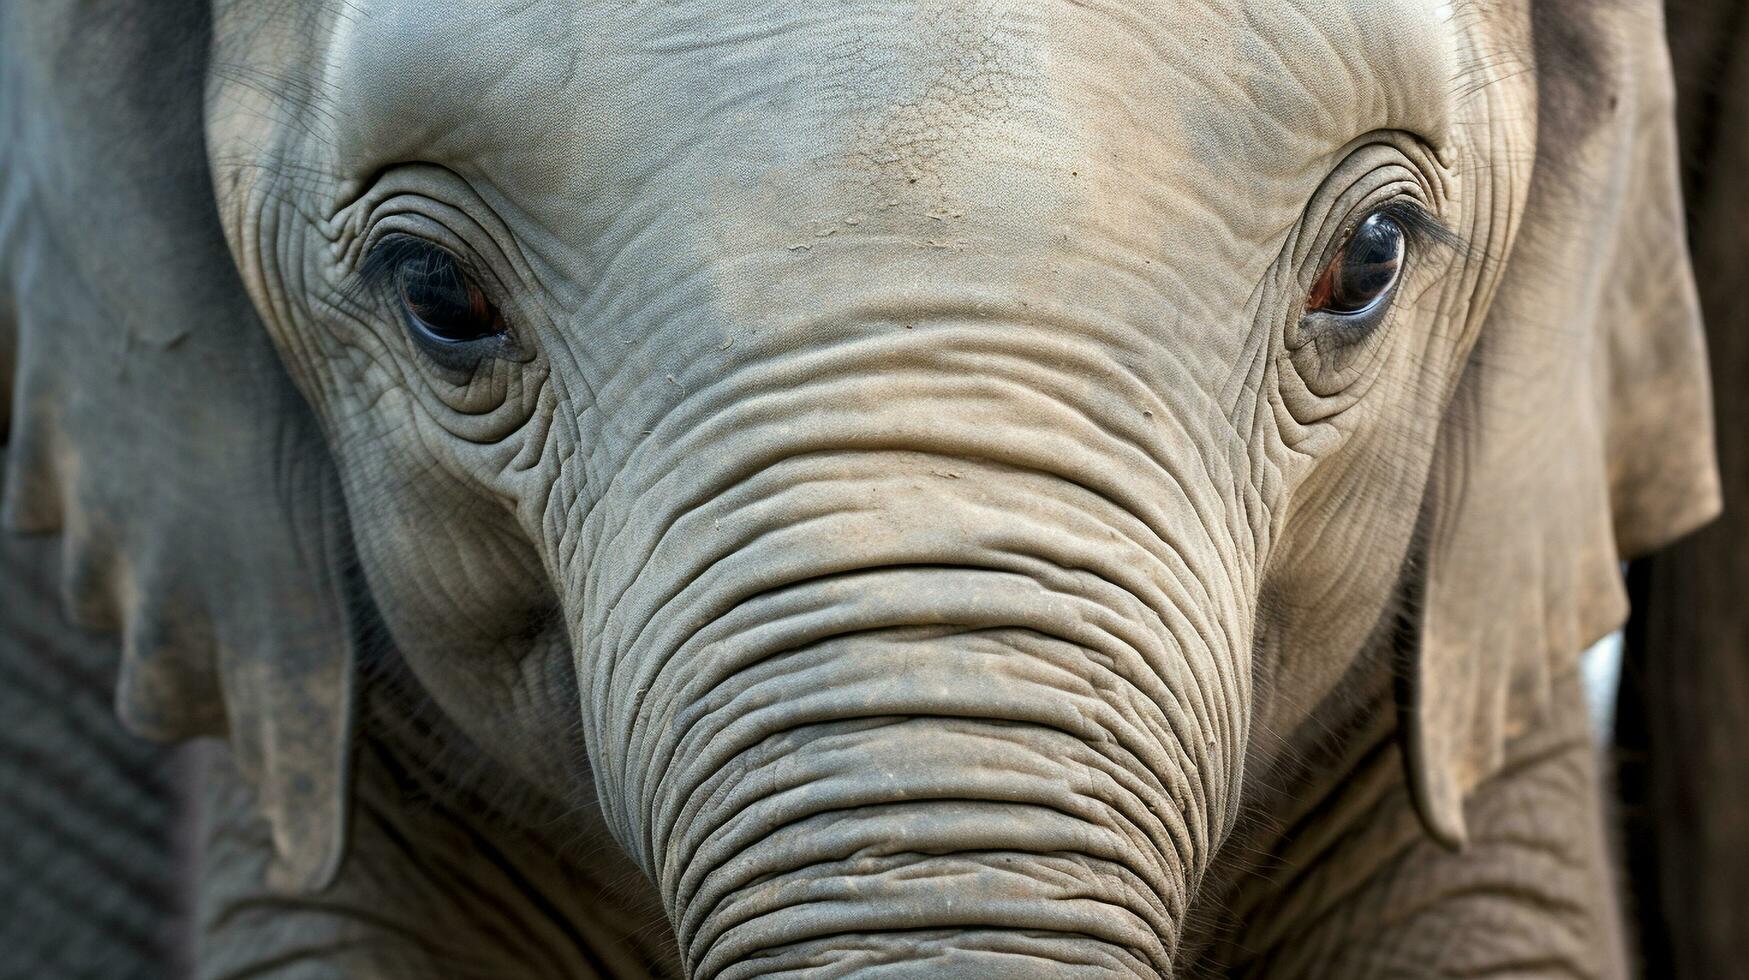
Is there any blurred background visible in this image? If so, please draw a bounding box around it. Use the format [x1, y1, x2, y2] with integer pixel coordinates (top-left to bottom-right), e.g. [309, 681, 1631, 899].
[1610, 1, 1749, 975]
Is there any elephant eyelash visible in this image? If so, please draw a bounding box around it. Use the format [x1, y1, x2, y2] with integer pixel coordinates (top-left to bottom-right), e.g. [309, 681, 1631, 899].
[339, 234, 514, 375]
[347, 235, 487, 307]
[1363, 199, 1468, 260]
[336, 236, 423, 319]
[340, 235, 515, 334]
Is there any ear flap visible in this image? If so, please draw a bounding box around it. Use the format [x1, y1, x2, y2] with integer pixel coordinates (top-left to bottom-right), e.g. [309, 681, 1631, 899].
[1, 3, 356, 889]
[1404, 0, 1722, 846]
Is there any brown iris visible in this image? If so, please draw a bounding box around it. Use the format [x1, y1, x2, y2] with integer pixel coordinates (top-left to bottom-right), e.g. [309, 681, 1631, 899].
[394, 247, 502, 344]
[1307, 212, 1406, 316]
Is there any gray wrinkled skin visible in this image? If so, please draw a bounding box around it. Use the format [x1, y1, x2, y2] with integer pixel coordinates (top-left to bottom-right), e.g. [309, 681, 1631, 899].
[0, 0, 1721, 976]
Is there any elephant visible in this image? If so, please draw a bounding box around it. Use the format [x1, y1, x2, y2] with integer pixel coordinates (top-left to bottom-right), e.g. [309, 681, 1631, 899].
[0, 0, 1723, 976]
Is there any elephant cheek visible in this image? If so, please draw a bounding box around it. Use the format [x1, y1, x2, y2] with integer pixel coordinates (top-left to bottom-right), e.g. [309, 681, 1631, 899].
[567, 401, 1253, 976]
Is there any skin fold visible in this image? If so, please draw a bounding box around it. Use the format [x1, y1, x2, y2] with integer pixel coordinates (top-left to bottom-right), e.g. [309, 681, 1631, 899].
[0, 0, 1721, 977]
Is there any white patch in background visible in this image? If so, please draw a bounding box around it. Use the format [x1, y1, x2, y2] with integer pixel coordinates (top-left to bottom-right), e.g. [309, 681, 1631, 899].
[1581, 630, 1624, 746]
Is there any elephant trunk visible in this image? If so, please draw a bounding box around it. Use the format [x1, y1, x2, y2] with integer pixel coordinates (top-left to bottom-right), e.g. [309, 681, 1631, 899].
[567, 326, 1254, 977]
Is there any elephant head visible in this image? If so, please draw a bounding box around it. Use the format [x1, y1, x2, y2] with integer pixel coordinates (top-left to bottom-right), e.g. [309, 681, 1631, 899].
[0, 0, 1719, 974]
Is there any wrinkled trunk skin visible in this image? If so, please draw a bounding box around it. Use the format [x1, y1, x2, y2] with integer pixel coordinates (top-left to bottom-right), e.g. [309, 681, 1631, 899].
[562, 323, 1255, 976]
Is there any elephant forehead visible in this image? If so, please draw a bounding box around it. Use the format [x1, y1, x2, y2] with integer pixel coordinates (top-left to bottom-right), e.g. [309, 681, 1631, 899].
[292, 0, 1458, 213]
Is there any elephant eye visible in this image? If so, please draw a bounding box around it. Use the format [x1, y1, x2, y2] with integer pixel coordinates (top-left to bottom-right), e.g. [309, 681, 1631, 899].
[383, 241, 505, 346]
[1307, 211, 1406, 316]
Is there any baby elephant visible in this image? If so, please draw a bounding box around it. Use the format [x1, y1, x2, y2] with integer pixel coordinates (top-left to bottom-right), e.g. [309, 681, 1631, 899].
[0, 0, 1719, 976]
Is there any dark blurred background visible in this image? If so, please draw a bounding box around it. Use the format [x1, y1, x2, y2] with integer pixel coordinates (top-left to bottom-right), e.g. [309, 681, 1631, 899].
[1615, 1, 1749, 975]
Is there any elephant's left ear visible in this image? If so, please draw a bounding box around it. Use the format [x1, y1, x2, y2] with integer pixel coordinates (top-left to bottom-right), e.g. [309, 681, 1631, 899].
[0, 3, 357, 889]
[1404, 0, 1721, 846]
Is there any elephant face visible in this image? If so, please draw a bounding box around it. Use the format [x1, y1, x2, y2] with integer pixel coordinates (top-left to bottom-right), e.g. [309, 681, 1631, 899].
[190, 0, 1717, 970]
[204, 1, 1506, 968]
[0, 0, 1719, 975]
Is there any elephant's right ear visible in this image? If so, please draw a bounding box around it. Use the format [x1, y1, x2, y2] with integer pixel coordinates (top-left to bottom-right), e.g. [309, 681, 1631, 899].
[1, 3, 357, 890]
[1402, 0, 1721, 846]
